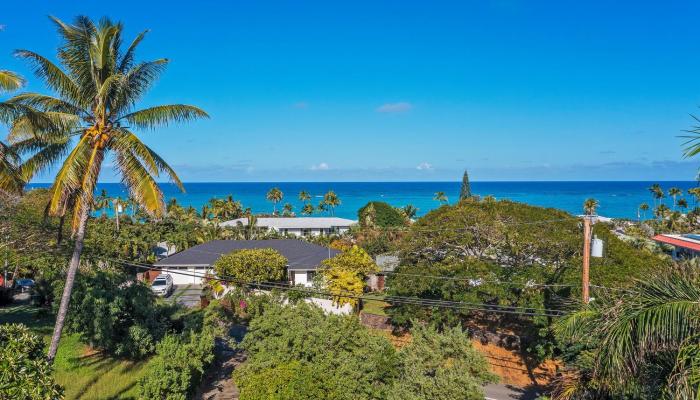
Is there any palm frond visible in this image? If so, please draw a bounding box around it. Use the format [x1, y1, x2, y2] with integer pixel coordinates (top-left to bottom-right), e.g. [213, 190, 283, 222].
[118, 30, 149, 72]
[0, 70, 25, 92]
[111, 59, 169, 114]
[7, 92, 83, 114]
[14, 50, 85, 107]
[110, 130, 184, 191]
[119, 104, 209, 129]
[47, 134, 92, 216]
[114, 150, 165, 218]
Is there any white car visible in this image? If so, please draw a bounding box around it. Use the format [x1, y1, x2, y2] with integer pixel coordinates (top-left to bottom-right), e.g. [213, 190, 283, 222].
[151, 274, 173, 297]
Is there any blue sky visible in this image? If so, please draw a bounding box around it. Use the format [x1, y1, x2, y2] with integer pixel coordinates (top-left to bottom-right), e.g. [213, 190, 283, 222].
[2, 1, 700, 182]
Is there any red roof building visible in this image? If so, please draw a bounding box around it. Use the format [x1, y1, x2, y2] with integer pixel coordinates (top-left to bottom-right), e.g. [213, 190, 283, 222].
[652, 234, 700, 258]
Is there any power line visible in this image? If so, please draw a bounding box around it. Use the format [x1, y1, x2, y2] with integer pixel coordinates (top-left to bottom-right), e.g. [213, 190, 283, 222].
[108, 258, 565, 317]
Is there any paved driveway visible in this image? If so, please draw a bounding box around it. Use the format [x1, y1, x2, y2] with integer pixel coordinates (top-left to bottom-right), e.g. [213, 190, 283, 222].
[484, 383, 542, 400]
[170, 284, 202, 308]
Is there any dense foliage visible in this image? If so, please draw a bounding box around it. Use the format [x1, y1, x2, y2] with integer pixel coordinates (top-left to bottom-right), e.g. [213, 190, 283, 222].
[54, 267, 174, 358]
[553, 271, 700, 399]
[387, 199, 667, 360]
[235, 303, 400, 400]
[0, 324, 63, 400]
[136, 302, 226, 399]
[319, 245, 378, 307]
[358, 201, 407, 228]
[213, 248, 287, 284]
[389, 324, 496, 400]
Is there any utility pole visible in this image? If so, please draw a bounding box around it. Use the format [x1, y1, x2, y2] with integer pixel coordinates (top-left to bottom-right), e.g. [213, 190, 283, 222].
[582, 216, 591, 304]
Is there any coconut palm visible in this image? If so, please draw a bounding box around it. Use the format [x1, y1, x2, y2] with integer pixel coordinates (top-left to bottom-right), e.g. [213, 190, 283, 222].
[5, 16, 208, 361]
[554, 272, 700, 399]
[93, 189, 110, 217]
[433, 191, 448, 204]
[322, 190, 341, 216]
[582, 198, 599, 216]
[266, 187, 283, 214]
[638, 202, 649, 221]
[401, 204, 418, 220]
[0, 70, 26, 193]
[669, 187, 683, 210]
[282, 202, 294, 216]
[317, 201, 329, 215]
[301, 203, 314, 216]
[655, 204, 670, 220]
[649, 184, 665, 208]
[298, 190, 311, 202]
[688, 187, 700, 208]
[678, 198, 689, 212]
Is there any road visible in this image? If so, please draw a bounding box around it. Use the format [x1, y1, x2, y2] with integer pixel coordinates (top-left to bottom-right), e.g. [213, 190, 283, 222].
[484, 383, 542, 400]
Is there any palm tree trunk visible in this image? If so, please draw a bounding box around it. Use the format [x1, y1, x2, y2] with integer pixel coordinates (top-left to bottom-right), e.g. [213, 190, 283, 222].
[47, 205, 89, 362]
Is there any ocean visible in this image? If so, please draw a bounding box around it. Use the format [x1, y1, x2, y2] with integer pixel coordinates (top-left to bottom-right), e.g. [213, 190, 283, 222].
[27, 181, 698, 220]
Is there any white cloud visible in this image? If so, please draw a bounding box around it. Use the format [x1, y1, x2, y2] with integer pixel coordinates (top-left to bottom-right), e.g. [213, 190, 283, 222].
[416, 162, 433, 171]
[376, 102, 413, 113]
[310, 162, 330, 171]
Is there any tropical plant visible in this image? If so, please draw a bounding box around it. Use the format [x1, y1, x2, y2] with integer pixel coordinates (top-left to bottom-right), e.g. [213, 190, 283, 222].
[93, 189, 110, 217]
[655, 204, 670, 220]
[319, 245, 378, 307]
[669, 187, 683, 210]
[6, 16, 208, 361]
[649, 184, 665, 208]
[298, 190, 311, 202]
[554, 272, 700, 399]
[213, 248, 287, 285]
[0, 324, 64, 399]
[433, 191, 448, 204]
[678, 198, 689, 212]
[638, 202, 649, 221]
[401, 204, 418, 220]
[688, 187, 700, 207]
[582, 198, 599, 216]
[358, 201, 406, 228]
[301, 203, 314, 216]
[282, 202, 294, 216]
[266, 187, 283, 214]
[322, 190, 341, 216]
[389, 323, 497, 400]
[459, 169, 472, 200]
[0, 69, 26, 193]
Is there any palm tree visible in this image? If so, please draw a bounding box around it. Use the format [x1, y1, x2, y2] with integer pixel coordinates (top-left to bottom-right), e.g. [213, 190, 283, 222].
[322, 190, 341, 216]
[669, 187, 683, 210]
[638, 202, 649, 221]
[282, 202, 294, 216]
[93, 189, 110, 217]
[688, 187, 700, 208]
[582, 198, 599, 216]
[298, 190, 311, 203]
[433, 191, 448, 204]
[0, 69, 26, 193]
[6, 16, 208, 361]
[266, 187, 283, 215]
[317, 201, 328, 215]
[678, 198, 689, 212]
[649, 183, 664, 208]
[301, 203, 314, 216]
[401, 204, 418, 220]
[655, 204, 670, 220]
[554, 273, 700, 399]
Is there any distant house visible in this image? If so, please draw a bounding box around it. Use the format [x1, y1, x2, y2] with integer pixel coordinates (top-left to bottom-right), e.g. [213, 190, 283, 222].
[652, 234, 700, 259]
[220, 217, 356, 237]
[368, 254, 400, 291]
[154, 239, 340, 286]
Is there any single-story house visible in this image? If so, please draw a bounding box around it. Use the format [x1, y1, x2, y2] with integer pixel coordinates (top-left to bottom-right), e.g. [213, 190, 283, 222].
[368, 253, 400, 291]
[652, 233, 700, 259]
[220, 217, 356, 237]
[154, 239, 340, 286]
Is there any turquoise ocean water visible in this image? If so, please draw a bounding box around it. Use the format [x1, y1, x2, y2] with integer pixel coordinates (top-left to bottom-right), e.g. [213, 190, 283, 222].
[27, 181, 698, 220]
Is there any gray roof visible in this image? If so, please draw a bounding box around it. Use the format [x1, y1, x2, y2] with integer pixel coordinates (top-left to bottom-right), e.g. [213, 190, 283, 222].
[220, 217, 356, 229]
[154, 239, 340, 271]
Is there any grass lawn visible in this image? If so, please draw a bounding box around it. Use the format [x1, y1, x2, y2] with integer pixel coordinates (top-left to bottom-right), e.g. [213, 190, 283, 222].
[362, 297, 390, 316]
[0, 304, 154, 400]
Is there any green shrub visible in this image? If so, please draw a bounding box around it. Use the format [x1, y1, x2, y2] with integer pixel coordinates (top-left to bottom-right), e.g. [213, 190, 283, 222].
[213, 248, 287, 284]
[358, 201, 406, 228]
[0, 324, 63, 399]
[54, 268, 174, 359]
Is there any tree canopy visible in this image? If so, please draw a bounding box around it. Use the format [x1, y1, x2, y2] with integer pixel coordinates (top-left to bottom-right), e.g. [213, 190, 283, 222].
[213, 248, 287, 284]
[358, 201, 406, 228]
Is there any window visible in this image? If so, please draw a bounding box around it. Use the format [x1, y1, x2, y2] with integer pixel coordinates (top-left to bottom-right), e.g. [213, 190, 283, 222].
[301, 228, 312, 236]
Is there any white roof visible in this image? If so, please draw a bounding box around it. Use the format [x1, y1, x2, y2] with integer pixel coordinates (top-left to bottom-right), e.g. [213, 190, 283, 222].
[221, 217, 357, 229]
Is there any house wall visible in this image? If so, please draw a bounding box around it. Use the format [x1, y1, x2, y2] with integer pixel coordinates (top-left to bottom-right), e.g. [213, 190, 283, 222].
[161, 266, 211, 285]
[270, 227, 351, 237]
[290, 270, 315, 287]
